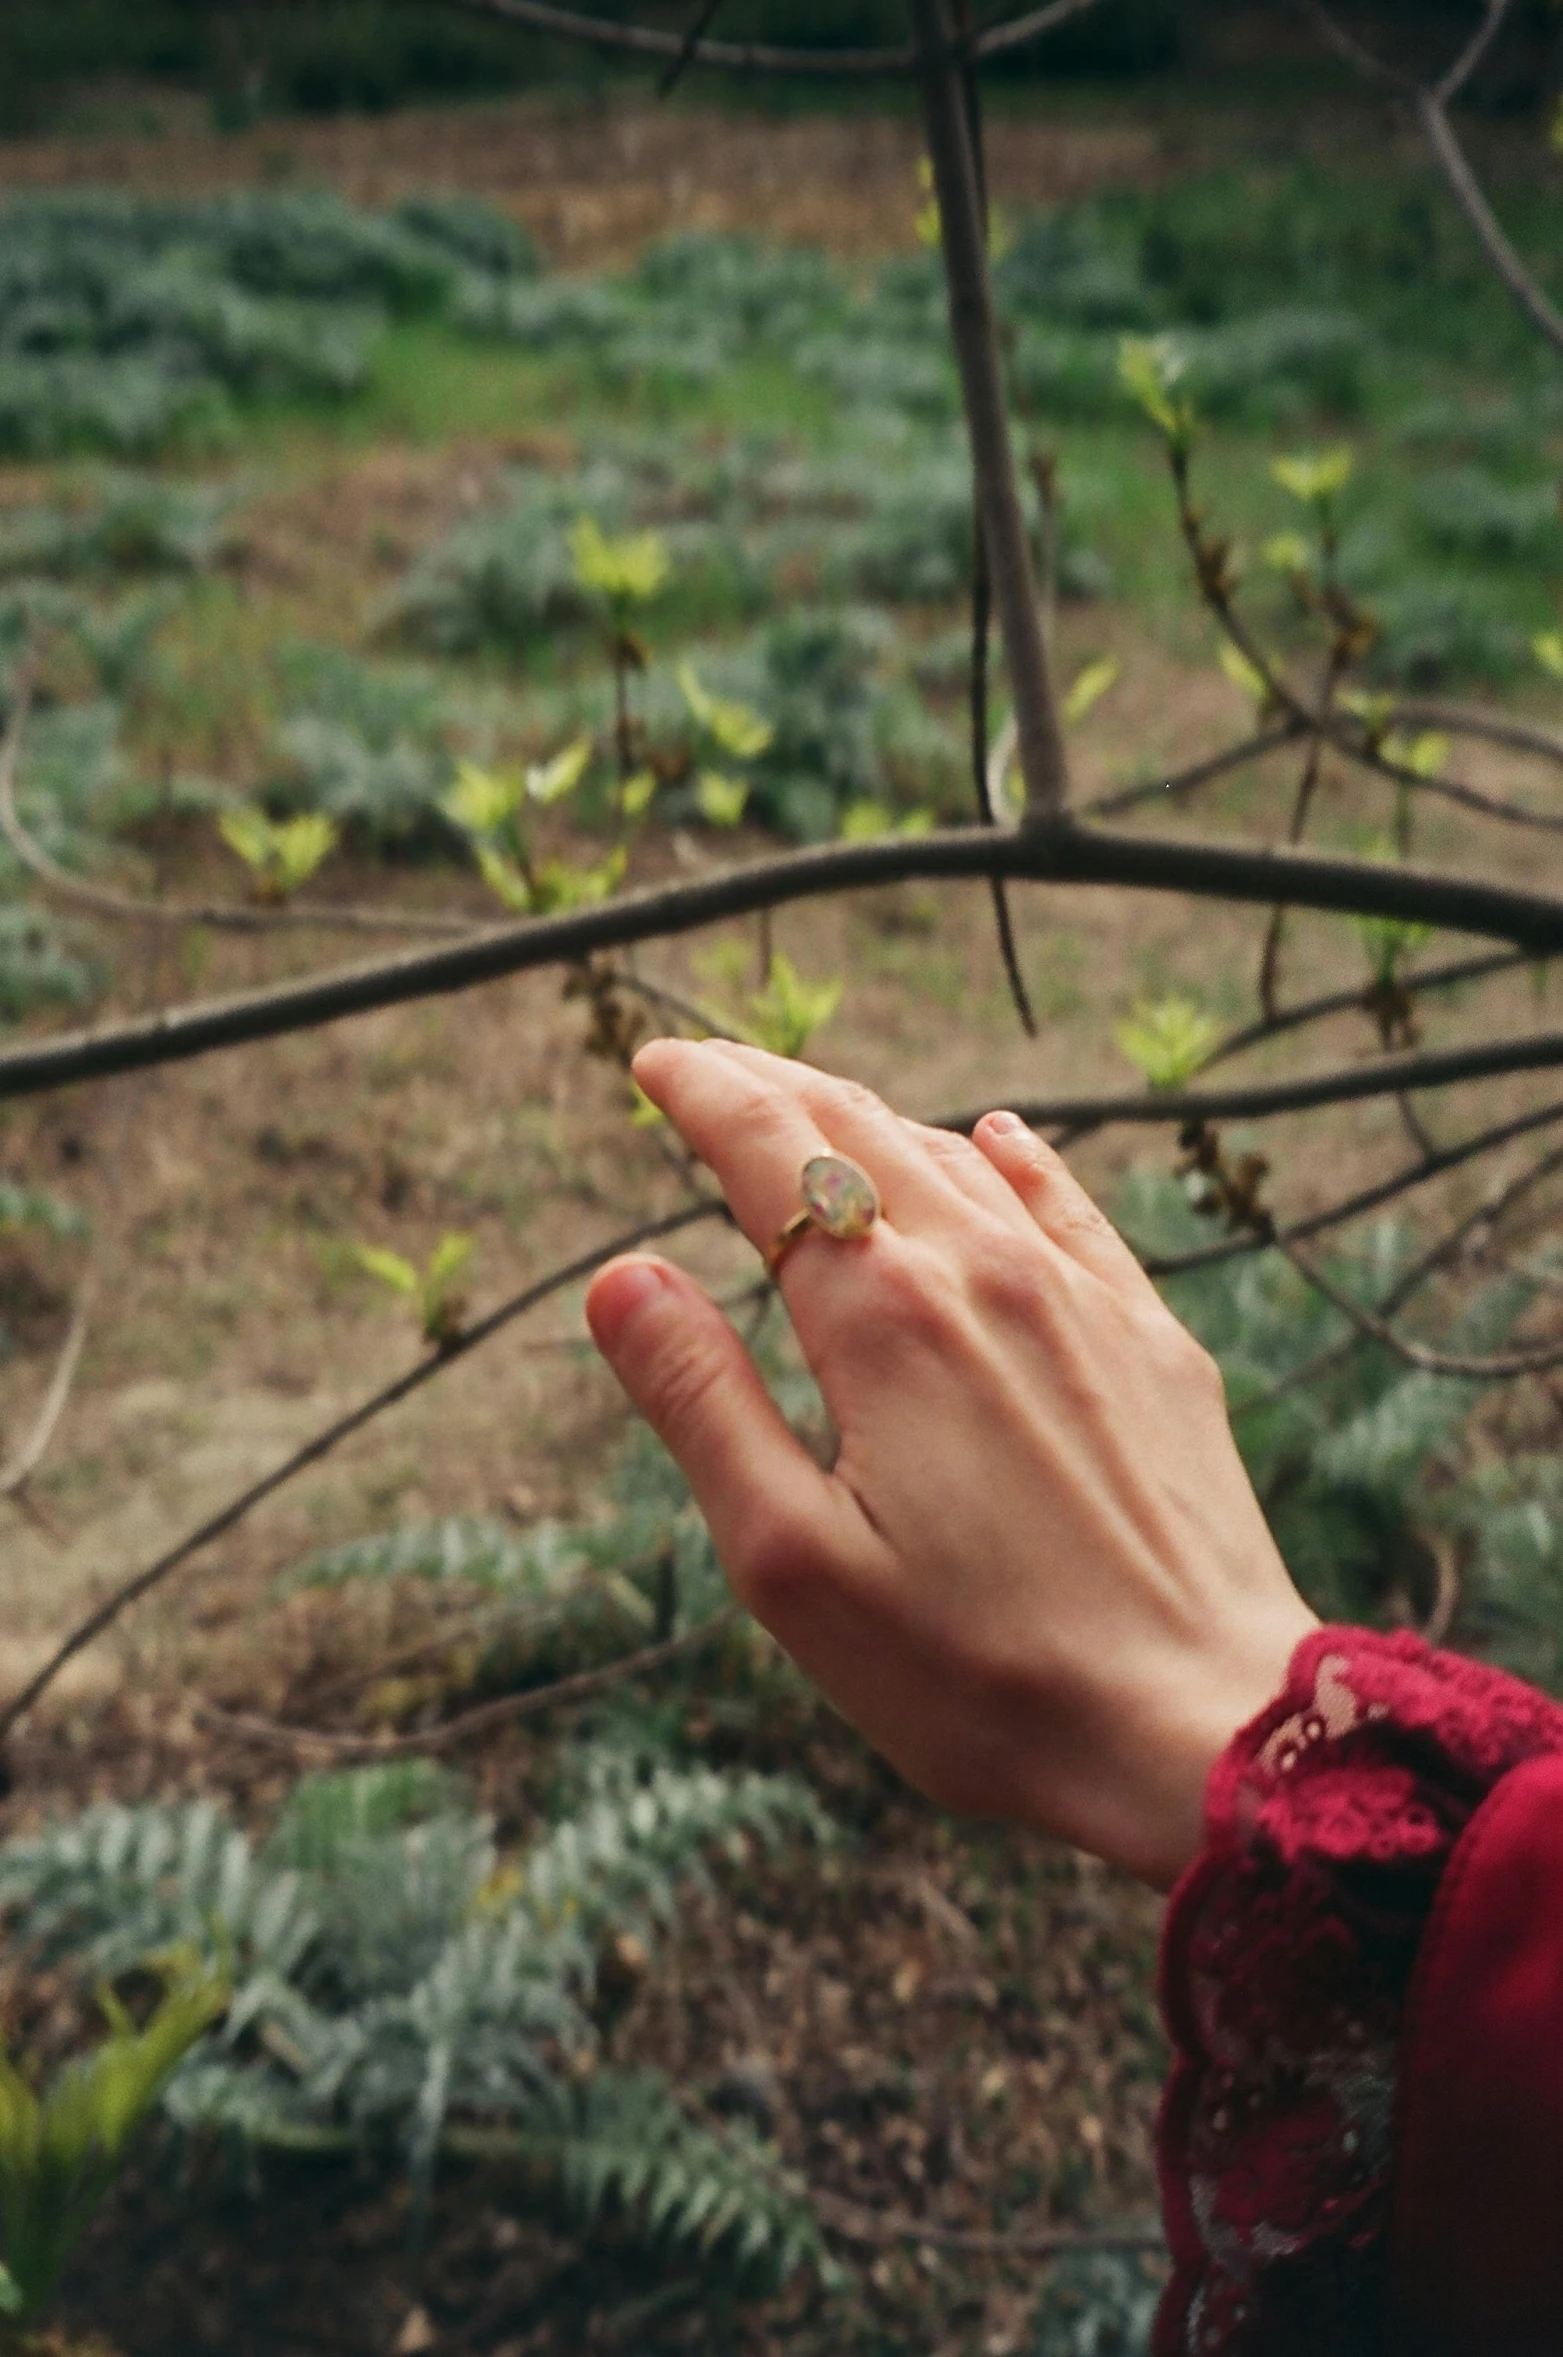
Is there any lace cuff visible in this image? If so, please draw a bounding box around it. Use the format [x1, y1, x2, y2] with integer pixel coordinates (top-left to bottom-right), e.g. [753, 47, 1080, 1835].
[1152, 1627, 1563, 2357]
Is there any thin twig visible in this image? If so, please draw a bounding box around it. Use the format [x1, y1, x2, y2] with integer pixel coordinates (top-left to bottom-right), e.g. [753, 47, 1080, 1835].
[1082, 724, 1303, 819]
[0, 1281, 92, 1500]
[657, 0, 724, 94]
[438, 0, 1105, 76]
[194, 1608, 740, 1761]
[1276, 1236, 1563, 1379]
[811, 2187, 1164, 2257]
[0, 681, 482, 941]
[1140, 1097, 1563, 1280]
[1231, 1140, 1563, 1417]
[1201, 948, 1527, 1077]
[0, 1201, 725, 1744]
[1415, 89, 1563, 363]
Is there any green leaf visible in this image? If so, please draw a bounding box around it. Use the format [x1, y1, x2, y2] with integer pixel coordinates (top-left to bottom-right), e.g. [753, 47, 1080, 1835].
[1063, 655, 1120, 727]
[352, 1243, 420, 1298]
[838, 800, 933, 841]
[443, 760, 522, 837]
[1118, 334, 1195, 443]
[425, 1233, 474, 1295]
[526, 737, 594, 806]
[677, 664, 773, 761]
[1218, 641, 1271, 710]
[745, 952, 843, 1059]
[529, 847, 628, 915]
[1262, 531, 1313, 574]
[1535, 629, 1563, 681]
[271, 814, 339, 895]
[475, 843, 535, 912]
[217, 805, 275, 873]
[218, 806, 337, 898]
[1382, 730, 1449, 780]
[569, 518, 670, 607]
[694, 772, 750, 828]
[619, 768, 658, 819]
[1115, 995, 1222, 1091]
[1271, 446, 1354, 505]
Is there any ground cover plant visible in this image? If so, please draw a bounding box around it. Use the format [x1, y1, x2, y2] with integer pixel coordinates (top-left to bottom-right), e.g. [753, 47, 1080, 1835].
[2, 3, 1563, 2350]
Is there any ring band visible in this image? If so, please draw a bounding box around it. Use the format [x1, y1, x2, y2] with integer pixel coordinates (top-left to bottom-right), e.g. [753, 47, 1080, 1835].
[766, 1153, 881, 1280]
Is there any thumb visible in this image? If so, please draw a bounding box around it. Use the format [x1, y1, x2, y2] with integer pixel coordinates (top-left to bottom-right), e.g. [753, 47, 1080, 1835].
[585, 1256, 848, 1603]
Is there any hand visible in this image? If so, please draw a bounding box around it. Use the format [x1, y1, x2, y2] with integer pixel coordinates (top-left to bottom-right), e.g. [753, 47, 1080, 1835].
[585, 1039, 1317, 1890]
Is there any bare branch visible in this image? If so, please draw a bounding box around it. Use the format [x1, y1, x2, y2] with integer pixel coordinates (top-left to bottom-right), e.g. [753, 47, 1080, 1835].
[1232, 1136, 1563, 1415]
[194, 1607, 740, 1761]
[950, 1025, 1563, 1135]
[1433, 0, 1517, 107]
[1082, 724, 1304, 820]
[1387, 701, 1563, 772]
[0, 683, 482, 942]
[658, 0, 725, 95]
[5, 819, 1563, 1105]
[1277, 1235, 1563, 1378]
[1202, 948, 1527, 1076]
[1141, 1097, 1563, 1281]
[438, 0, 1109, 76]
[973, 0, 1114, 60]
[0, 1200, 725, 1744]
[1296, 2, 1563, 361]
[439, 0, 918, 73]
[1414, 89, 1563, 364]
[811, 2188, 1164, 2257]
[913, 0, 1070, 817]
[0, 1281, 92, 1501]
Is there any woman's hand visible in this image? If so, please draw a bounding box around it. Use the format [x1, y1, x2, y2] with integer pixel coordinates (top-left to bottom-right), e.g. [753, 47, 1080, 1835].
[585, 1039, 1316, 1891]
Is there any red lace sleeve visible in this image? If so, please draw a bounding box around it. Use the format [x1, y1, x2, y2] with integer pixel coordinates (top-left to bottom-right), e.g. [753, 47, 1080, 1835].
[1152, 1625, 1563, 2357]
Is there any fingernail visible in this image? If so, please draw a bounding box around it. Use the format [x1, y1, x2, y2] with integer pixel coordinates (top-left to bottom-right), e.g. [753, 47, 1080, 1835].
[984, 1109, 1028, 1136]
[586, 1258, 674, 1354]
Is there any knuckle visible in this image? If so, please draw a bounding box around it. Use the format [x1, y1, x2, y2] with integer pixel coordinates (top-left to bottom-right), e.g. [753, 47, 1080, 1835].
[862, 1240, 967, 1353]
[735, 1509, 821, 1617]
[964, 1233, 1054, 1327]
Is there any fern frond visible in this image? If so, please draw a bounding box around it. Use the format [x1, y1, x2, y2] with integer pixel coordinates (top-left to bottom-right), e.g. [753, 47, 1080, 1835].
[508, 2072, 824, 2289]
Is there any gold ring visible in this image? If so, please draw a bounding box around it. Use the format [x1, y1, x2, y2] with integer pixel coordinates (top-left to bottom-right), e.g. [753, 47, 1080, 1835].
[766, 1153, 881, 1280]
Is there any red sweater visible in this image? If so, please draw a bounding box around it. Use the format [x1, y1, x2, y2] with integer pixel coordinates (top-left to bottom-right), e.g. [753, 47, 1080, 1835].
[1155, 1628, 1563, 2355]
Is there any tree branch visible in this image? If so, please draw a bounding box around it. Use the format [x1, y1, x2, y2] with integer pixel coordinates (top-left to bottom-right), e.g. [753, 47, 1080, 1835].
[1277, 1234, 1563, 1378]
[5, 820, 1563, 1103]
[949, 1024, 1563, 1135]
[912, 0, 1070, 817]
[0, 1200, 724, 1744]
[0, 676, 484, 941]
[1414, 88, 1563, 364]
[194, 1607, 740, 1761]
[437, 0, 1106, 76]
[1232, 1133, 1563, 1416]
[1139, 1096, 1563, 1280]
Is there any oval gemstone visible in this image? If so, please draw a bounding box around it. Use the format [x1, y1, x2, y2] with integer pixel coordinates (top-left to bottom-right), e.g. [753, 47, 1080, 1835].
[800, 1153, 880, 1240]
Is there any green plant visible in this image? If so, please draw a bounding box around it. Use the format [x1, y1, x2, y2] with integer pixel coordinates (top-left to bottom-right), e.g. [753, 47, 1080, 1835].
[0, 1757, 829, 2284]
[1114, 997, 1221, 1091]
[351, 1231, 475, 1348]
[218, 807, 338, 902]
[0, 1953, 227, 2328]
